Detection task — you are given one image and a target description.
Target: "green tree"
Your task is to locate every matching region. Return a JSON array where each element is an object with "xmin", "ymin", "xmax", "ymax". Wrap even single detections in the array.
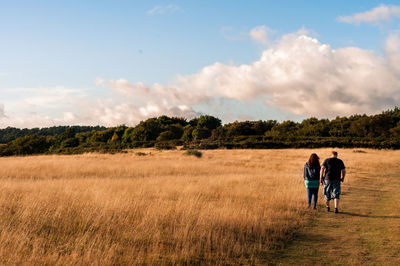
[
  {"xmin": 181, "ymin": 125, "xmax": 195, "ymax": 142},
  {"xmin": 197, "ymin": 115, "xmax": 221, "ymax": 130},
  {"xmin": 192, "ymin": 128, "xmax": 211, "ymax": 140}
]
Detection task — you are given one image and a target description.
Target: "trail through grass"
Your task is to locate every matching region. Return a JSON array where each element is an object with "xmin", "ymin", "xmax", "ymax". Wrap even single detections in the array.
[{"xmin": 272, "ymin": 151, "xmax": 400, "ymax": 265}]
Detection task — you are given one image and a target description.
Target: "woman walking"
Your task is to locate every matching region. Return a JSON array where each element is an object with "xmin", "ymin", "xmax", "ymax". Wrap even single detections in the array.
[{"xmin": 303, "ymin": 153, "xmax": 321, "ymax": 209}]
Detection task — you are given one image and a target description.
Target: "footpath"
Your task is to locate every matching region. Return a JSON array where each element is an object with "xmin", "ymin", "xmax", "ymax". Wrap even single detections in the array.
[{"xmin": 271, "ymin": 163, "xmax": 400, "ymax": 265}]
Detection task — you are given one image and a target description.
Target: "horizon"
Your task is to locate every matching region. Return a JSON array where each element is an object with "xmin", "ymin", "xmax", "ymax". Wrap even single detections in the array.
[
  {"xmin": 1, "ymin": 106, "xmax": 399, "ymax": 130},
  {"xmin": 2, "ymin": 1, "xmax": 400, "ymax": 128}
]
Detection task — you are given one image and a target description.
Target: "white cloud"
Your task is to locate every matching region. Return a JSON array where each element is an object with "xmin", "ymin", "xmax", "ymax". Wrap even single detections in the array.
[
  {"xmin": 385, "ymin": 33, "xmax": 400, "ymax": 73},
  {"xmin": 147, "ymin": 4, "xmax": 181, "ymax": 15},
  {"xmin": 249, "ymin": 25, "xmax": 275, "ymax": 45},
  {"xmin": 338, "ymin": 4, "xmax": 400, "ymax": 25},
  {"xmin": 0, "ymin": 81, "xmax": 199, "ymax": 128},
  {"xmin": 2, "ymin": 30, "xmax": 400, "ymax": 128},
  {"xmin": 0, "ymin": 87, "xmax": 91, "ymax": 128},
  {"xmin": 119, "ymin": 30, "xmax": 400, "ymax": 118},
  {"xmin": 0, "ymin": 103, "xmax": 6, "ymax": 118}
]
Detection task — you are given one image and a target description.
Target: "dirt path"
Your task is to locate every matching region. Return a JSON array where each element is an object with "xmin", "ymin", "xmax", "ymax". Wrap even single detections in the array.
[{"xmin": 270, "ymin": 159, "xmax": 400, "ymax": 265}]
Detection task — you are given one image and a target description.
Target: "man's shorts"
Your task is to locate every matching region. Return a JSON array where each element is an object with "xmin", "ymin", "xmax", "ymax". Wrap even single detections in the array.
[{"xmin": 323, "ymin": 180, "xmax": 341, "ymax": 201}]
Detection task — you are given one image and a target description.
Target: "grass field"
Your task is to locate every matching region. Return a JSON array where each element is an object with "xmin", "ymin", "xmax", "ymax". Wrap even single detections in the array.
[{"xmin": 0, "ymin": 148, "xmax": 399, "ymax": 264}]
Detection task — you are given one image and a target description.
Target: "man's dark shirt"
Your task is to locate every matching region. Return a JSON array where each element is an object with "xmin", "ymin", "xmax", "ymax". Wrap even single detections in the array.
[{"xmin": 322, "ymin": 157, "xmax": 345, "ymax": 181}]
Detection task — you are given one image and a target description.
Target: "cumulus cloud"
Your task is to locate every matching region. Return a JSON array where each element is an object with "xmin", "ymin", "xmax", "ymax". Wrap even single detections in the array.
[
  {"xmin": 385, "ymin": 34, "xmax": 400, "ymax": 72},
  {"xmin": 0, "ymin": 83, "xmax": 199, "ymax": 128},
  {"xmin": 0, "ymin": 103, "xmax": 6, "ymax": 118},
  {"xmin": 0, "ymin": 87, "xmax": 92, "ymax": 128},
  {"xmin": 147, "ymin": 4, "xmax": 181, "ymax": 15},
  {"xmin": 249, "ymin": 25, "xmax": 275, "ymax": 45},
  {"xmin": 106, "ymin": 30, "xmax": 400, "ymax": 118},
  {"xmin": 338, "ymin": 4, "xmax": 400, "ymax": 25},
  {"xmin": 3, "ymin": 29, "xmax": 400, "ymax": 128},
  {"xmin": 95, "ymin": 79, "xmax": 199, "ymax": 124}
]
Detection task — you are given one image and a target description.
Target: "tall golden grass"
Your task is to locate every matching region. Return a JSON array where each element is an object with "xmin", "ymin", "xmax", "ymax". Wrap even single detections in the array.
[{"xmin": 0, "ymin": 148, "xmax": 397, "ymax": 264}]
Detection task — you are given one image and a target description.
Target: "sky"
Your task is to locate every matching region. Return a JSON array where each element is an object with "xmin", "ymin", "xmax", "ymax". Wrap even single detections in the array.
[{"xmin": 1, "ymin": 0, "xmax": 400, "ymax": 128}]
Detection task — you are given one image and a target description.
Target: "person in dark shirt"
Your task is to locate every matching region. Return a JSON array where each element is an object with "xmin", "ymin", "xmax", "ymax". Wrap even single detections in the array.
[{"xmin": 320, "ymin": 151, "xmax": 346, "ymax": 213}]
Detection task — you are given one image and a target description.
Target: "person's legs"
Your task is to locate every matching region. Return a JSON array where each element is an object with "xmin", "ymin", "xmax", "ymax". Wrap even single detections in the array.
[
  {"xmin": 323, "ymin": 180, "xmax": 331, "ymax": 211},
  {"xmin": 308, "ymin": 188, "xmax": 318, "ymax": 208},
  {"xmin": 306, "ymin": 188, "xmax": 312, "ymax": 207},
  {"xmin": 325, "ymin": 200, "xmax": 330, "ymax": 211},
  {"xmin": 312, "ymin": 188, "xmax": 319, "ymax": 208},
  {"xmin": 332, "ymin": 181, "xmax": 341, "ymax": 213},
  {"xmin": 334, "ymin": 198, "xmax": 340, "ymax": 208}
]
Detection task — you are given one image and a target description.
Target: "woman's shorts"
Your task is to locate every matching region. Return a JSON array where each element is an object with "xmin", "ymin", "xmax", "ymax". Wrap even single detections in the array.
[{"xmin": 323, "ymin": 180, "xmax": 341, "ymax": 200}]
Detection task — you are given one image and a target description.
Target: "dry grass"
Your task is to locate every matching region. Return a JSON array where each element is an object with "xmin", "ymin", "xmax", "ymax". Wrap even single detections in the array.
[
  {"xmin": 0, "ymin": 148, "xmax": 398, "ymax": 264},
  {"xmin": 272, "ymin": 148, "xmax": 400, "ymax": 265}
]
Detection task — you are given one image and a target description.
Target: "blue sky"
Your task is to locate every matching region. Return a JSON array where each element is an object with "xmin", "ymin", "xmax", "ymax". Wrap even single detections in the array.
[{"xmin": 1, "ymin": 1, "xmax": 400, "ymax": 127}]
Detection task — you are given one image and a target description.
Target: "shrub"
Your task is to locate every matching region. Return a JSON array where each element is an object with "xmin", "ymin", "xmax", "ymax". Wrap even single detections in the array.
[
  {"xmin": 157, "ymin": 131, "xmax": 176, "ymax": 141},
  {"xmin": 184, "ymin": 149, "xmax": 202, "ymax": 158},
  {"xmin": 155, "ymin": 142, "xmax": 177, "ymax": 150},
  {"xmin": 353, "ymin": 149, "xmax": 367, "ymax": 153}
]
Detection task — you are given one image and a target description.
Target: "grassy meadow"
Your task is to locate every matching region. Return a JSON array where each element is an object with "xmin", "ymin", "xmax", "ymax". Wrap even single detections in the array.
[{"xmin": 0, "ymin": 148, "xmax": 399, "ymax": 264}]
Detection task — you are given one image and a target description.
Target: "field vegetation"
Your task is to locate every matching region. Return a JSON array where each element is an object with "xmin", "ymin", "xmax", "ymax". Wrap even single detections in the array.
[
  {"xmin": 0, "ymin": 148, "xmax": 399, "ymax": 264},
  {"xmin": 0, "ymin": 149, "xmax": 314, "ymax": 264}
]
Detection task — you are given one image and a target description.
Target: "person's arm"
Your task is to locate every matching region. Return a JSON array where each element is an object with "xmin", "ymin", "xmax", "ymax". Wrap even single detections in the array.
[
  {"xmin": 320, "ymin": 166, "xmax": 326, "ymax": 184},
  {"xmin": 341, "ymin": 168, "xmax": 346, "ymax": 182},
  {"xmin": 303, "ymin": 165, "xmax": 307, "ymax": 180}
]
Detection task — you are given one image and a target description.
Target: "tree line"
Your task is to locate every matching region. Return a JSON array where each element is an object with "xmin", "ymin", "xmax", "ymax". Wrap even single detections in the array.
[
  {"xmin": 0, "ymin": 126, "xmax": 106, "ymax": 144},
  {"xmin": 1, "ymin": 108, "xmax": 400, "ymax": 156}
]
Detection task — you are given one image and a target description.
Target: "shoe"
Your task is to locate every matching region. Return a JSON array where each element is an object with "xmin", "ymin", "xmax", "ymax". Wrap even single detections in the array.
[
  {"xmin": 335, "ymin": 208, "xmax": 339, "ymax": 213},
  {"xmin": 313, "ymin": 206, "xmax": 317, "ymax": 210},
  {"xmin": 326, "ymin": 206, "xmax": 330, "ymax": 212}
]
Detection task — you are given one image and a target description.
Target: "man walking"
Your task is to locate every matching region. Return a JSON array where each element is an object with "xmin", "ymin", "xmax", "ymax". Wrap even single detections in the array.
[{"xmin": 320, "ymin": 151, "xmax": 346, "ymax": 213}]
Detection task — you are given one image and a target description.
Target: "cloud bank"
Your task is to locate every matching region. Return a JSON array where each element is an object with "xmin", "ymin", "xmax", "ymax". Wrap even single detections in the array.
[
  {"xmin": 100, "ymin": 30, "xmax": 400, "ymax": 119},
  {"xmin": 2, "ymin": 30, "xmax": 400, "ymax": 128},
  {"xmin": 338, "ymin": 4, "xmax": 400, "ymax": 25}
]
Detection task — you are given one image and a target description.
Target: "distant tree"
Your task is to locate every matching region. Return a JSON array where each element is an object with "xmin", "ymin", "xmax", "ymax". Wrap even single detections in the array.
[
  {"xmin": 158, "ymin": 132, "xmax": 174, "ymax": 142},
  {"xmin": 252, "ymin": 120, "xmax": 276, "ymax": 135},
  {"xmin": 299, "ymin": 118, "xmax": 330, "ymax": 137},
  {"xmin": 157, "ymin": 116, "xmax": 187, "ymax": 127},
  {"xmin": 111, "ymin": 132, "xmax": 120, "ymax": 142},
  {"xmin": 181, "ymin": 125, "xmax": 195, "ymax": 142},
  {"xmin": 192, "ymin": 128, "xmax": 211, "ymax": 140},
  {"xmin": 389, "ymin": 121, "xmax": 400, "ymax": 137},
  {"xmin": 0, "ymin": 125, "xmax": 106, "ymax": 144},
  {"xmin": 197, "ymin": 115, "xmax": 221, "ymax": 130},
  {"xmin": 271, "ymin": 121, "xmax": 299, "ymax": 137},
  {"xmin": 61, "ymin": 137, "xmax": 79, "ymax": 148},
  {"xmin": 120, "ymin": 128, "xmax": 133, "ymax": 143},
  {"xmin": 131, "ymin": 118, "xmax": 162, "ymax": 141},
  {"xmin": 0, "ymin": 134, "xmax": 50, "ymax": 156},
  {"xmin": 210, "ymin": 126, "xmax": 225, "ymax": 141},
  {"xmin": 225, "ymin": 121, "xmax": 253, "ymax": 137},
  {"xmin": 329, "ymin": 116, "xmax": 350, "ymax": 137}
]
